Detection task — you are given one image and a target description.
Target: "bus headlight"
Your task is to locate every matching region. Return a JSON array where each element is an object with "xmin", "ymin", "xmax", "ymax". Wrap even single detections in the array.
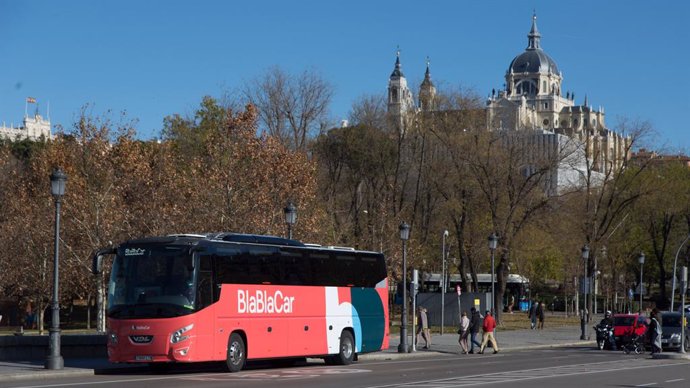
[
  {"xmin": 109, "ymin": 331, "xmax": 118, "ymax": 345},
  {"xmin": 170, "ymin": 324, "xmax": 193, "ymax": 344}
]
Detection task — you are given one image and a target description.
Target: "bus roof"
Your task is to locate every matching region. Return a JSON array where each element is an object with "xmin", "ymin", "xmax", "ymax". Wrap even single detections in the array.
[{"xmin": 119, "ymin": 233, "xmax": 382, "ymax": 255}]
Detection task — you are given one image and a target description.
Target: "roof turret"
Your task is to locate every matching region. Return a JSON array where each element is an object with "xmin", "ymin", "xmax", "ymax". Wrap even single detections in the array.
[
  {"xmin": 390, "ymin": 49, "xmax": 404, "ymax": 78},
  {"xmin": 507, "ymin": 13, "xmax": 559, "ymax": 75},
  {"xmin": 527, "ymin": 12, "xmax": 541, "ymax": 50},
  {"xmin": 420, "ymin": 57, "xmax": 434, "ymax": 88}
]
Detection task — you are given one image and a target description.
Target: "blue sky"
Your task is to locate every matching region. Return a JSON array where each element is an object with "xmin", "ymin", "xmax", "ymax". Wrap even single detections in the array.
[{"xmin": 1, "ymin": 1, "xmax": 688, "ymax": 151}]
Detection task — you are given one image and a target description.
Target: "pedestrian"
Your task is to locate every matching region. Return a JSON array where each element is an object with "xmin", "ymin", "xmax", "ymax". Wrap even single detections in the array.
[
  {"xmin": 649, "ymin": 308, "xmax": 662, "ymax": 354},
  {"xmin": 537, "ymin": 301, "xmax": 545, "ymax": 329},
  {"xmin": 479, "ymin": 310, "xmax": 499, "ymax": 354},
  {"xmin": 458, "ymin": 311, "xmax": 470, "ymax": 354},
  {"xmin": 468, "ymin": 307, "xmax": 482, "ymax": 353},
  {"xmin": 24, "ymin": 301, "xmax": 36, "ymax": 330},
  {"xmin": 529, "ymin": 300, "xmax": 538, "ymax": 329},
  {"xmin": 416, "ymin": 306, "xmax": 431, "ymax": 349}
]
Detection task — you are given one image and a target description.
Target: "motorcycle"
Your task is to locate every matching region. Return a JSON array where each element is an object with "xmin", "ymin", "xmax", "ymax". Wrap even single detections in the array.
[{"xmin": 594, "ymin": 323, "xmax": 614, "ymax": 350}]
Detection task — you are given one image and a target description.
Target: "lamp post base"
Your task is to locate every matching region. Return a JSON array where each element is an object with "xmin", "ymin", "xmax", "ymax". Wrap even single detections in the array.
[
  {"xmin": 398, "ymin": 326, "xmax": 409, "ymax": 353},
  {"xmin": 45, "ymin": 328, "xmax": 64, "ymax": 370},
  {"xmin": 45, "ymin": 355, "xmax": 64, "ymax": 370}
]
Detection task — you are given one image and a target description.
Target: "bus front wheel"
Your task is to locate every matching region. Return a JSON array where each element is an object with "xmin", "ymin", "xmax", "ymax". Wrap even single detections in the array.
[
  {"xmin": 225, "ymin": 333, "xmax": 246, "ymax": 373},
  {"xmin": 329, "ymin": 330, "xmax": 355, "ymax": 365}
]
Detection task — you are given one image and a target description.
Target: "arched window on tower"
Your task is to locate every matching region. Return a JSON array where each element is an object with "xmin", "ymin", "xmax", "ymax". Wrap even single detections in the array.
[
  {"xmin": 391, "ymin": 89, "xmax": 398, "ymax": 103},
  {"xmin": 515, "ymin": 80, "xmax": 537, "ymax": 96}
]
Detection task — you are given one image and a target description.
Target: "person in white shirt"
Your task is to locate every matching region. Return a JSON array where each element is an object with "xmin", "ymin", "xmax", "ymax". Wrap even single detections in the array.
[{"xmin": 458, "ymin": 311, "xmax": 470, "ymax": 354}]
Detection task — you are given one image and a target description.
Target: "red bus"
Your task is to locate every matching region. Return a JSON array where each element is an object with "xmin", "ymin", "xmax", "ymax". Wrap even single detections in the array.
[{"xmin": 92, "ymin": 233, "xmax": 389, "ymax": 372}]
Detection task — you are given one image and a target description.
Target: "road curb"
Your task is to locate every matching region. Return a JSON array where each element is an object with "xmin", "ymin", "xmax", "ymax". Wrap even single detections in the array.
[
  {"xmin": 1, "ymin": 364, "xmax": 149, "ymax": 382},
  {"xmin": 2, "ymin": 369, "xmax": 97, "ymax": 382}
]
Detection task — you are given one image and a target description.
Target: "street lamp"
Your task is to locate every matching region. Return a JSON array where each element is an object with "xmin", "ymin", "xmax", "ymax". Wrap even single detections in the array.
[
  {"xmin": 680, "ymin": 266, "xmax": 687, "ymax": 354},
  {"xmin": 671, "ymin": 235, "xmax": 690, "ymax": 311},
  {"xmin": 488, "ymin": 233, "xmax": 498, "ymax": 313},
  {"xmin": 398, "ymin": 221, "xmax": 410, "ymax": 353},
  {"xmin": 283, "ymin": 201, "xmax": 297, "ymax": 239},
  {"xmin": 581, "ymin": 245, "xmax": 590, "ymax": 340},
  {"xmin": 46, "ymin": 168, "xmax": 66, "ymax": 370},
  {"xmin": 638, "ymin": 252, "xmax": 645, "ymax": 314},
  {"xmin": 441, "ymin": 230, "xmax": 448, "ymax": 335},
  {"xmin": 592, "ymin": 247, "xmax": 602, "ymax": 315}
]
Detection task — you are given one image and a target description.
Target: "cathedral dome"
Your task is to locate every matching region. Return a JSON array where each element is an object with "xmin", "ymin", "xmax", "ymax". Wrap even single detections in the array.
[
  {"xmin": 507, "ymin": 13, "xmax": 559, "ymax": 75},
  {"xmin": 508, "ymin": 50, "xmax": 559, "ymax": 74}
]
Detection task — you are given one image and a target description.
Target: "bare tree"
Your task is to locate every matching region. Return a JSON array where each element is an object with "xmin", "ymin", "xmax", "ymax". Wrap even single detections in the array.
[
  {"xmin": 574, "ymin": 118, "xmax": 654, "ymax": 318},
  {"xmin": 244, "ymin": 66, "xmax": 334, "ymax": 151},
  {"xmin": 348, "ymin": 94, "xmax": 387, "ymax": 129}
]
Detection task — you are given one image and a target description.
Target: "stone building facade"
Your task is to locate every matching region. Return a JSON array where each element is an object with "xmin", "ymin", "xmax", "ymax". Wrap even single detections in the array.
[
  {"xmin": 386, "ymin": 13, "xmax": 629, "ymax": 193},
  {"xmin": 0, "ymin": 108, "xmax": 51, "ymax": 141}
]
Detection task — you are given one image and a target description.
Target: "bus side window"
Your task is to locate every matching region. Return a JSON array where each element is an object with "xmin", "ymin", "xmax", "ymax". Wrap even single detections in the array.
[
  {"xmin": 360, "ymin": 254, "xmax": 386, "ymax": 287},
  {"xmin": 311, "ymin": 253, "xmax": 334, "ymax": 286},
  {"xmin": 197, "ymin": 255, "xmax": 215, "ymax": 308},
  {"xmin": 281, "ymin": 250, "xmax": 311, "ymax": 285},
  {"xmin": 335, "ymin": 254, "xmax": 356, "ymax": 286}
]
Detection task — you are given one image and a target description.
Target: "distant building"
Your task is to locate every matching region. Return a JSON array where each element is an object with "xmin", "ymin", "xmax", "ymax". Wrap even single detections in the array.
[
  {"xmin": 630, "ymin": 148, "xmax": 690, "ymax": 169},
  {"xmin": 0, "ymin": 100, "xmax": 51, "ymax": 141},
  {"xmin": 386, "ymin": 13, "xmax": 629, "ymax": 194}
]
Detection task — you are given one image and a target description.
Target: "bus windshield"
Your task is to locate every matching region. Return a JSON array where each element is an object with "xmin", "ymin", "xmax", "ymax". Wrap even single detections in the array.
[{"xmin": 108, "ymin": 244, "xmax": 196, "ymax": 319}]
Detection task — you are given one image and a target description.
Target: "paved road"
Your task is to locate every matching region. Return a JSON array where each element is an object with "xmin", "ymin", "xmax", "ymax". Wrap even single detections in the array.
[
  {"xmin": 2, "ymin": 347, "xmax": 689, "ymax": 388},
  {"xmin": 4, "ymin": 323, "xmax": 690, "ymax": 387}
]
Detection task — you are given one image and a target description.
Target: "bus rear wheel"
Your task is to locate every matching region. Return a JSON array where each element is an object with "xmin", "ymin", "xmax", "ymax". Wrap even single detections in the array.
[
  {"xmin": 328, "ymin": 330, "xmax": 355, "ymax": 365},
  {"xmin": 225, "ymin": 333, "xmax": 246, "ymax": 373}
]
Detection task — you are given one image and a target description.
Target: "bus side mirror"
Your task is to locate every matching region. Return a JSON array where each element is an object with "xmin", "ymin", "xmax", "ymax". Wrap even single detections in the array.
[{"xmin": 92, "ymin": 247, "xmax": 116, "ymax": 275}]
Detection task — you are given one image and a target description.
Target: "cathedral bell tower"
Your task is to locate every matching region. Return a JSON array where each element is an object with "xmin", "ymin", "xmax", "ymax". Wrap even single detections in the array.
[
  {"xmin": 419, "ymin": 57, "xmax": 436, "ymax": 111},
  {"xmin": 387, "ymin": 49, "xmax": 414, "ymax": 129}
]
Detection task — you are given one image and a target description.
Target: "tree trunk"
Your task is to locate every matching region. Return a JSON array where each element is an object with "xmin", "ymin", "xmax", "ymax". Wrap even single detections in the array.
[{"xmin": 97, "ymin": 272, "xmax": 105, "ymax": 333}]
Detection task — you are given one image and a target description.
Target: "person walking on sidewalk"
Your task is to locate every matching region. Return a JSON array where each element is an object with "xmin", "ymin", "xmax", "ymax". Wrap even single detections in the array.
[
  {"xmin": 529, "ymin": 300, "xmax": 538, "ymax": 329},
  {"xmin": 416, "ymin": 306, "xmax": 431, "ymax": 349},
  {"xmin": 649, "ymin": 308, "xmax": 662, "ymax": 354},
  {"xmin": 468, "ymin": 307, "xmax": 482, "ymax": 353},
  {"xmin": 536, "ymin": 302, "xmax": 545, "ymax": 329},
  {"xmin": 458, "ymin": 311, "xmax": 470, "ymax": 354},
  {"xmin": 479, "ymin": 310, "xmax": 499, "ymax": 354}
]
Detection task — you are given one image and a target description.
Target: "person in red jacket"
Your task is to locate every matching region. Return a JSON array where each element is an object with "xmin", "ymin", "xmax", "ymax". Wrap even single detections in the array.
[{"xmin": 479, "ymin": 310, "xmax": 499, "ymax": 354}]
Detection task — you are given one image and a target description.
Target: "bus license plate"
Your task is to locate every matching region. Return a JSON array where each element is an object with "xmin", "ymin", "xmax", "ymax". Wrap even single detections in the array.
[{"xmin": 135, "ymin": 355, "xmax": 153, "ymax": 361}]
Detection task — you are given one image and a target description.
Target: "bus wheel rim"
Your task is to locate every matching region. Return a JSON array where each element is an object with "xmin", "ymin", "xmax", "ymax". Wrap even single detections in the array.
[
  {"xmin": 342, "ymin": 338, "xmax": 353, "ymax": 358},
  {"xmin": 230, "ymin": 342, "xmax": 243, "ymax": 364}
]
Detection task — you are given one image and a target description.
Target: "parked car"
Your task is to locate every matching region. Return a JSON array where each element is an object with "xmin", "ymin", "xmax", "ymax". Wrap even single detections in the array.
[
  {"xmin": 677, "ymin": 304, "xmax": 690, "ymax": 314},
  {"xmin": 613, "ymin": 313, "xmax": 648, "ymax": 347},
  {"xmin": 660, "ymin": 311, "xmax": 690, "ymax": 351}
]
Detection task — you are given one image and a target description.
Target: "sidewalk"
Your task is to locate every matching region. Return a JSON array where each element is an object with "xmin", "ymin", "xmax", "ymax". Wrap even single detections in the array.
[{"xmin": 361, "ymin": 323, "xmax": 594, "ymax": 360}]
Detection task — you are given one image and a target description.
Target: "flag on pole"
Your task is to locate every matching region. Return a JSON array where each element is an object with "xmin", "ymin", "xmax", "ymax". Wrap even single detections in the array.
[{"xmin": 26, "ymin": 97, "xmax": 36, "ymax": 103}]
